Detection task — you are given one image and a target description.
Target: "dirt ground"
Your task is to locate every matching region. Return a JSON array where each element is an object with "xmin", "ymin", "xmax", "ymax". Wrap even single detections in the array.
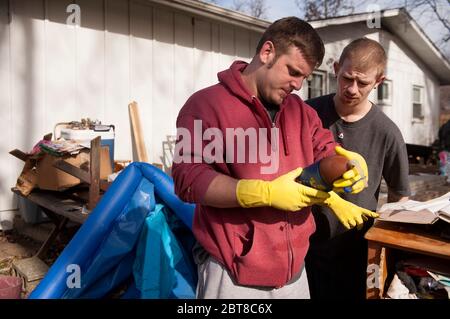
[
  {"xmin": 0, "ymin": 228, "xmax": 40, "ymax": 298},
  {"xmin": 0, "ymin": 217, "xmax": 79, "ymax": 298}
]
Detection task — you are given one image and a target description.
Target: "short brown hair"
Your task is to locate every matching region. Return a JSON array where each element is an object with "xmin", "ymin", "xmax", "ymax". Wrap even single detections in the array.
[
  {"xmin": 256, "ymin": 17, "xmax": 325, "ymax": 68},
  {"xmin": 339, "ymin": 38, "xmax": 387, "ymax": 77}
]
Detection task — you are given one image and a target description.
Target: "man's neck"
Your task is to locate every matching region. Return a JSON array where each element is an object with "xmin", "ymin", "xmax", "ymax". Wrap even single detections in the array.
[
  {"xmin": 241, "ymin": 61, "xmax": 258, "ymax": 97},
  {"xmin": 333, "ymin": 95, "xmax": 372, "ymax": 122}
]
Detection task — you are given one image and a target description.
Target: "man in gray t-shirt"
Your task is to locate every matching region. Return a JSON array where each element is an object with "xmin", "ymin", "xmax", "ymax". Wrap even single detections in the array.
[{"xmin": 305, "ymin": 38, "xmax": 411, "ymax": 299}]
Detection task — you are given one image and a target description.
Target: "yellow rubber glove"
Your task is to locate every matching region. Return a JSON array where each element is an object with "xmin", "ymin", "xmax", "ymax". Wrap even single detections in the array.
[
  {"xmin": 333, "ymin": 146, "xmax": 369, "ymax": 194},
  {"xmin": 236, "ymin": 167, "xmax": 329, "ymax": 211},
  {"xmin": 321, "ymin": 191, "xmax": 379, "ymax": 229}
]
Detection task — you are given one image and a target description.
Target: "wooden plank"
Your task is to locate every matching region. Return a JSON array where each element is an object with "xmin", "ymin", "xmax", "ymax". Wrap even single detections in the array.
[
  {"xmin": 365, "ymin": 221, "xmax": 450, "ymax": 259},
  {"xmin": 12, "ymin": 188, "xmax": 87, "ymax": 224},
  {"xmin": 53, "ymin": 158, "xmax": 110, "ymax": 191},
  {"xmin": 129, "ymin": 101, "xmax": 149, "ymax": 162},
  {"xmin": 88, "ymin": 137, "xmax": 100, "ymax": 210},
  {"xmin": 379, "ymin": 247, "xmax": 389, "ymax": 298},
  {"xmin": 36, "ymin": 211, "xmax": 68, "ymax": 260},
  {"xmin": 9, "ymin": 149, "xmax": 28, "ymax": 162},
  {"xmin": 53, "ymin": 159, "xmax": 90, "ymax": 182}
]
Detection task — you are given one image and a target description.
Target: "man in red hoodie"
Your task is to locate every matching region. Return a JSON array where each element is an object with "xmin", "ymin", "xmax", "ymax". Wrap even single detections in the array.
[{"xmin": 172, "ymin": 17, "xmax": 378, "ymax": 299}]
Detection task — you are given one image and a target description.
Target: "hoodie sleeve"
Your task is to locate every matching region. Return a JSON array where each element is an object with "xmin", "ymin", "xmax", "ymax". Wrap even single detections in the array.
[{"xmin": 171, "ymin": 113, "xmax": 220, "ymax": 204}]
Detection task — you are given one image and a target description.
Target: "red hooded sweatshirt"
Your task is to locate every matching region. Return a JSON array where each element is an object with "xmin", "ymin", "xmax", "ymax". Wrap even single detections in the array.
[{"xmin": 172, "ymin": 61, "xmax": 337, "ymax": 287}]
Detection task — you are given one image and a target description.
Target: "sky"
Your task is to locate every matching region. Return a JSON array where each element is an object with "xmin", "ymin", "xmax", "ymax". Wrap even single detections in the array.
[{"xmin": 210, "ymin": 0, "xmax": 450, "ymax": 58}]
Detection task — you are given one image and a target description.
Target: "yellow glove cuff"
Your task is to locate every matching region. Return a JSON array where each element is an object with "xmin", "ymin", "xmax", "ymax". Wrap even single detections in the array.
[{"xmin": 236, "ymin": 179, "xmax": 271, "ymax": 208}]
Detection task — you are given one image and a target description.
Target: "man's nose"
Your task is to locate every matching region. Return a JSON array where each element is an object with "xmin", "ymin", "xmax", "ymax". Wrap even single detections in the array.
[
  {"xmin": 346, "ymin": 81, "xmax": 358, "ymax": 94},
  {"xmin": 290, "ymin": 78, "xmax": 302, "ymax": 91}
]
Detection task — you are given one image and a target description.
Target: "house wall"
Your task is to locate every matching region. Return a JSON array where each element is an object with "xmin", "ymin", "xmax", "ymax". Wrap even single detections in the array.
[
  {"xmin": 379, "ymin": 30, "xmax": 440, "ymax": 145},
  {"xmin": 313, "ymin": 23, "xmax": 441, "ymax": 146},
  {"xmin": 0, "ymin": 0, "xmax": 259, "ymax": 211}
]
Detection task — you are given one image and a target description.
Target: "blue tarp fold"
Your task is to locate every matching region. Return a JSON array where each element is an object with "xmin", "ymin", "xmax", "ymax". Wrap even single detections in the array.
[{"xmin": 29, "ymin": 162, "xmax": 196, "ymax": 299}]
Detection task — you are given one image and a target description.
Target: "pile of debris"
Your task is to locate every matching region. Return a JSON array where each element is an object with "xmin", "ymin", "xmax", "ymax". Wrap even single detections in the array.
[{"xmin": 0, "ymin": 216, "xmax": 80, "ymax": 298}]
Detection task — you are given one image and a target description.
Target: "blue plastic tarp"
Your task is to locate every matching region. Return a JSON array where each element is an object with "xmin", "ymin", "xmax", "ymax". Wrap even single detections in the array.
[
  {"xmin": 133, "ymin": 203, "xmax": 197, "ymax": 299},
  {"xmin": 29, "ymin": 162, "xmax": 196, "ymax": 299}
]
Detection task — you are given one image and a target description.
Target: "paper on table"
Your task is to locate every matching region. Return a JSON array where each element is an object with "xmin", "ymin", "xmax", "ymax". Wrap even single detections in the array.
[
  {"xmin": 378, "ymin": 192, "xmax": 450, "ymax": 224},
  {"xmin": 437, "ymin": 205, "xmax": 450, "ymax": 223}
]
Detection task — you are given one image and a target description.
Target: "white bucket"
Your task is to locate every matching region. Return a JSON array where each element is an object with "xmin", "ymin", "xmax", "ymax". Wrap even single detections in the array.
[
  {"xmin": 60, "ymin": 127, "xmax": 115, "ymax": 168},
  {"xmin": 0, "ymin": 211, "xmax": 16, "ymax": 231}
]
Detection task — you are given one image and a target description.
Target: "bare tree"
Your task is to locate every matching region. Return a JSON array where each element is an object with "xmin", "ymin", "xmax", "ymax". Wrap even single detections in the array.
[
  {"xmin": 402, "ymin": 0, "xmax": 450, "ymax": 60},
  {"xmin": 231, "ymin": 0, "xmax": 269, "ymax": 19},
  {"xmin": 232, "ymin": 0, "xmax": 247, "ymax": 12},
  {"xmin": 201, "ymin": 0, "xmax": 268, "ymax": 18},
  {"xmin": 295, "ymin": 0, "xmax": 355, "ymax": 20},
  {"xmin": 247, "ymin": 0, "xmax": 268, "ymax": 19},
  {"xmin": 407, "ymin": 0, "xmax": 450, "ymax": 44}
]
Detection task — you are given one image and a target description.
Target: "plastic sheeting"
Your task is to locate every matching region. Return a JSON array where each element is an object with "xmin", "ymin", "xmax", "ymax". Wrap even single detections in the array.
[
  {"xmin": 29, "ymin": 162, "xmax": 196, "ymax": 299},
  {"xmin": 62, "ymin": 178, "xmax": 153, "ymax": 298},
  {"xmin": 133, "ymin": 204, "xmax": 197, "ymax": 298}
]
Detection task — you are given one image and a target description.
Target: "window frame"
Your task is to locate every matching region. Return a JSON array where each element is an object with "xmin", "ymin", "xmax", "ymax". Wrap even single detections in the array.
[
  {"xmin": 306, "ymin": 70, "xmax": 327, "ymax": 99},
  {"xmin": 328, "ymin": 71, "xmax": 337, "ymax": 94},
  {"xmin": 377, "ymin": 79, "xmax": 392, "ymax": 106},
  {"xmin": 412, "ymin": 85, "xmax": 424, "ymax": 122}
]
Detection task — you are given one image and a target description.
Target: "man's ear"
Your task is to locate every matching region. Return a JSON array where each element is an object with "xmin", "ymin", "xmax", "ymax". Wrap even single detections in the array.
[
  {"xmin": 259, "ymin": 41, "xmax": 276, "ymax": 65},
  {"xmin": 375, "ymin": 75, "xmax": 386, "ymax": 89},
  {"xmin": 333, "ymin": 61, "xmax": 340, "ymax": 77}
]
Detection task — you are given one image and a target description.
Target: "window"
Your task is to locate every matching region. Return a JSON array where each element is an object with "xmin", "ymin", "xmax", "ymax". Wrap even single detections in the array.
[
  {"xmin": 377, "ymin": 80, "xmax": 392, "ymax": 105},
  {"xmin": 412, "ymin": 85, "xmax": 423, "ymax": 120},
  {"xmin": 328, "ymin": 72, "xmax": 337, "ymax": 94},
  {"xmin": 307, "ymin": 71, "xmax": 326, "ymax": 99}
]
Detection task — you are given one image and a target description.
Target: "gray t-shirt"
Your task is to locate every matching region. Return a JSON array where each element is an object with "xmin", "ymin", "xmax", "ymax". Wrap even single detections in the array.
[{"xmin": 307, "ymin": 94, "xmax": 411, "ymax": 239}]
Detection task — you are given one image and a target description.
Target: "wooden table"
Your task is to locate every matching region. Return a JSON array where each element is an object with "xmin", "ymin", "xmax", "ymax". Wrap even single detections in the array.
[
  {"xmin": 365, "ymin": 220, "xmax": 450, "ymax": 299},
  {"xmin": 12, "ymin": 187, "xmax": 88, "ymax": 260}
]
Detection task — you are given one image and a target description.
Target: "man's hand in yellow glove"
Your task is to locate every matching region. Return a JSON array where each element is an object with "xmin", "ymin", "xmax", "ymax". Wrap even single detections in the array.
[
  {"xmin": 321, "ymin": 191, "xmax": 378, "ymax": 229},
  {"xmin": 333, "ymin": 146, "xmax": 368, "ymax": 194},
  {"xmin": 236, "ymin": 167, "xmax": 329, "ymax": 212}
]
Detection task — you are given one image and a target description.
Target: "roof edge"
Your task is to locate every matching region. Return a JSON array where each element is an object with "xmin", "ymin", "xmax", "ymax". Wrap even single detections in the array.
[{"xmin": 147, "ymin": 0, "xmax": 270, "ymax": 32}]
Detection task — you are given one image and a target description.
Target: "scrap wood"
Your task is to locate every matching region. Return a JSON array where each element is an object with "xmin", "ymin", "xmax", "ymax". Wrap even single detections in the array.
[{"xmin": 128, "ymin": 101, "xmax": 149, "ymax": 163}]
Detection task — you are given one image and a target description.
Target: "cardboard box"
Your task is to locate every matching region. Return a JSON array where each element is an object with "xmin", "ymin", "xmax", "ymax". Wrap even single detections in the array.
[
  {"xmin": 36, "ymin": 147, "xmax": 112, "ymax": 191},
  {"xmin": 15, "ymin": 160, "xmax": 38, "ymax": 196}
]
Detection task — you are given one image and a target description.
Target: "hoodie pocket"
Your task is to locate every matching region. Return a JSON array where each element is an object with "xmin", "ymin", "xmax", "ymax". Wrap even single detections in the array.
[{"xmin": 233, "ymin": 226, "xmax": 254, "ymax": 257}]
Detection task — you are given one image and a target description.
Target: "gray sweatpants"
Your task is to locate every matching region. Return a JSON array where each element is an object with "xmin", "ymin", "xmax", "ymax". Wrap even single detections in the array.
[{"xmin": 196, "ymin": 256, "xmax": 310, "ymax": 299}]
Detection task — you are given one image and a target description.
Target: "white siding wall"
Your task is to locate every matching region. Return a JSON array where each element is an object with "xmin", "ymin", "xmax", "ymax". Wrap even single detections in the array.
[
  {"xmin": 0, "ymin": 0, "xmax": 258, "ymax": 211},
  {"xmin": 0, "ymin": 0, "xmax": 14, "ymax": 213},
  {"xmin": 379, "ymin": 30, "xmax": 440, "ymax": 145}
]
